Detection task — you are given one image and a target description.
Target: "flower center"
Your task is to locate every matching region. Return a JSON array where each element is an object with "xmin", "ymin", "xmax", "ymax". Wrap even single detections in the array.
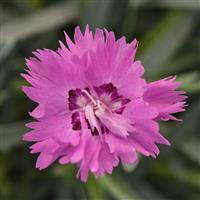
[{"xmin": 68, "ymin": 83, "xmax": 130, "ymax": 136}]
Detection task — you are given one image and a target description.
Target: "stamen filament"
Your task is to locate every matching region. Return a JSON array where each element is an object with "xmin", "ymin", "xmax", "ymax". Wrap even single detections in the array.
[
  {"xmin": 82, "ymin": 89, "xmax": 97, "ymax": 106},
  {"xmin": 97, "ymin": 100, "xmax": 104, "ymax": 111}
]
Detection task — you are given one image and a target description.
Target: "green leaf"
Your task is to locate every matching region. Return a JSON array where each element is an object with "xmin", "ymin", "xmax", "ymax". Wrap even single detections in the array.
[
  {"xmin": 153, "ymin": 1, "xmax": 200, "ymax": 10},
  {"xmin": 0, "ymin": 1, "xmax": 78, "ymax": 60},
  {"xmin": 179, "ymin": 139, "xmax": 200, "ymax": 165},
  {"xmin": 159, "ymin": 53, "xmax": 200, "ymax": 75},
  {"xmin": 134, "ymin": 181, "xmax": 169, "ymax": 200},
  {"xmin": 184, "ymin": 171, "xmax": 200, "ymax": 189},
  {"xmin": 80, "ymin": 0, "xmax": 127, "ymax": 31},
  {"xmin": 177, "ymin": 71, "xmax": 200, "ymax": 93},
  {"xmin": 138, "ymin": 10, "xmax": 197, "ymax": 80},
  {"xmin": 0, "ymin": 89, "xmax": 9, "ymax": 105},
  {"xmin": 120, "ymin": 1, "xmax": 138, "ymax": 41},
  {"xmin": 130, "ymin": 0, "xmax": 200, "ymax": 10},
  {"xmin": 173, "ymin": 100, "xmax": 200, "ymax": 164},
  {"xmin": 99, "ymin": 175, "xmax": 142, "ymax": 200},
  {"xmin": 86, "ymin": 176, "xmax": 106, "ymax": 200},
  {"xmin": 0, "ymin": 120, "xmax": 29, "ymax": 152}
]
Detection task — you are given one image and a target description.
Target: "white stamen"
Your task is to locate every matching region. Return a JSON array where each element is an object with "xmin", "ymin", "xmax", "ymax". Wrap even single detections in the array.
[
  {"xmin": 82, "ymin": 89, "xmax": 97, "ymax": 106},
  {"xmin": 59, "ymin": 108, "xmax": 83, "ymax": 115},
  {"xmin": 71, "ymin": 108, "xmax": 83, "ymax": 114},
  {"xmin": 97, "ymin": 100, "xmax": 103, "ymax": 111},
  {"xmin": 84, "ymin": 104, "xmax": 103, "ymax": 140}
]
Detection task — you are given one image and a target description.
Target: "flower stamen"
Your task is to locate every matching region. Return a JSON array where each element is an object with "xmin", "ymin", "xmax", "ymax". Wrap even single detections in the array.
[{"xmin": 82, "ymin": 89, "xmax": 97, "ymax": 106}]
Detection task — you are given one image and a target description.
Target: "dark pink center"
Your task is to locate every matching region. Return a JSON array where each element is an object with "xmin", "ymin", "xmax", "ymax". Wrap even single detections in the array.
[{"xmin": 68, "ymin": 83, "xmax": 130, "ymax": 135}]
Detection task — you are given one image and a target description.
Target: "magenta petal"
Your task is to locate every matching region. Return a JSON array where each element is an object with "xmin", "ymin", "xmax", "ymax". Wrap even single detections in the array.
[
  {"xmin": 105, "ymin": 133, "xmax": 134, "ymax": 153},
  {"xmin": 29, "ymin": 104, "xmax": 45, "ymax": 118},
  {"xmin": 96, "ymin": 110, "xmax": 134, "ymax": 138},
  {"xmin": 124, "ymin": 99, "xmax": 158, "ymax": 120},
  {"xmin": 36, "ymin": 153, "xmax": 57, "ymax": 170},
  {"xmin": 144, "ymin": 76, "xmax": 187, "ymax": 121},
  {"xmin": 30, "ymin": 138, "xmax": 59, "ymax": 154},
  {"xmin": 129, "ymin": 119, "xmax": 170, "ymax": 157},
  {"xmin": 95, "ymin": 142, "xmax": 119, "ymax": 176}
]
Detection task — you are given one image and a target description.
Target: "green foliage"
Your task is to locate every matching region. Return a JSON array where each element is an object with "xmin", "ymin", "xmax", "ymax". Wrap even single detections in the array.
[{"xmin": 0, "ymin": 1, "xmax": 199, "ymax": 200}]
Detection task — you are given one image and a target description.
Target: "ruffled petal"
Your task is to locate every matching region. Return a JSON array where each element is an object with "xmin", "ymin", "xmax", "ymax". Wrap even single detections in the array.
[
  {"xmin": 22, "ymin": 49, "xmax": 87, "ymax": 117},
  {"xmin": 123, "ymin": 98, "xmax": 158, "ymax": 120},
  {"xmin": 36, "ymin": 153, "xmax": 57, "ymax": 170},
  {"xmin": 94, "ymin": 142, "xmax": 119, "ymax": 176},
  {"xmin": 105, "ymin": 134, "xmax": 137, "ymax": 164},
  {"xmin": 143, "ymin": 76, "xmax": 187, "ymax": 121},
  {"xmin": 95, "ymin": 110, "xmax": 134, "ymax": 138},
  {"xmin": 23, "ymin": 115, "xmax": 80, "ymax": 146},
  {"xmin": 129, "ymin": 119, "xmax": 170, "ymax": 158}
]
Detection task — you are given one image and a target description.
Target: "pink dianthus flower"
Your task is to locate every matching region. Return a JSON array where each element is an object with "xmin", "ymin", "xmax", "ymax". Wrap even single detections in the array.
[{"xmin": 22, "ymin": 25, "xmax": 187, "ymax": 182}]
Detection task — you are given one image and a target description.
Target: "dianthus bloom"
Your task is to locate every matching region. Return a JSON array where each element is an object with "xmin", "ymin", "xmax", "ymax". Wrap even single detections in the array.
[{"xmin": 22, "ymin": 25, "xmax": 187, "ymax": 182}]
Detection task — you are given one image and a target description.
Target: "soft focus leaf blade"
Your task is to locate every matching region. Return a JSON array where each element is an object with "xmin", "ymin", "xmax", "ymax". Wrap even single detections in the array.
[
  {"xmin": 80, "ymin": 0, "xmax": 127, "ymax": 31},
  {"xmin": 177, "ymin": 71, "xmax": 200, "ymax": 93},
  {"xmin": 179, "ymin": 139, "xmax": 200, "ymax": 165},
  {"xmin": 138, "ymin": 11, "xmax": 197, "ymax": 80},
  {"xmin": 86, "ymin": 176, "xmax": 106, "ymax": 200},
  {"xmin": 172, "ymin": 100, "xmax": 200, "ymax": 164},
  {"xmin": 160, "ymin": 53, "xmax": 200, "ymax": 75},
  {"xmin": 0, "ymin": 1, "xmax": 78, "ymax": 61},
  {"xmin": 0, "ymin": 120, "xmax": 29, "ymax": 152},
  {"xmin": 99, "ymin": 175, "xmax": 142, "ymax": 200}
]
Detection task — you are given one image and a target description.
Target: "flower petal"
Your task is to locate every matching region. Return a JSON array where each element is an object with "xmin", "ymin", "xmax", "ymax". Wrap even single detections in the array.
[
  {"xmin": 95, "ymin": 110, "xmax": 134, "ymax": 138},
  {"xmin": 143, "ymin": 76, "xmax": 187, "ymax": 121}
]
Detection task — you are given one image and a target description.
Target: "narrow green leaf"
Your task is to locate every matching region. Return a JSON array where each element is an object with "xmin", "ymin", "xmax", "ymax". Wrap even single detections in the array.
[
  {"xmin": 130, "ymin": 0, "xmax": 200, "ymax": 10},
  {"xmin": 134, "ymin": 181, "xmax": 169, "ymax": 200},
  {"xmin": 0, "ymin": 89, "xmax": 9, "ymax": 105},
  {"xmin": 172, "ymin": 100, "xmax": 200, "ymax": 164},
  {"xmin": 0, "ymin": 120, "xmax": 29, "ymax": 152},
  {"xmin": 179, "ymin": 139, "xmax": 200, "ymax": 165},
  {"xmin": 80, "ymin": 0, "xmax": 127, "ymax": 31},
  {"xmin": 99, "ymin": 175, "xmax": 142, "ymax": 200},
  {"xmin": 160, "ymin": 53, "xmax": 200, "ymax": 75},
  {"xmin": 0, "ymin": 1, "xmax": 78, "ymax": 60},
  {"xmin": 86, "ymin": 176, "xmax": 106, "ymax": 200},
  {"xmin": 153, "ymin": 1, "xmax": 200, "ymax": 10},
  {"xmin": 120, "ymin": 1, "xmax": 138, "ymax": 41},
  {"xmin": 177, "ymin": 71, "xmax": 200, "ymax": 93},
  {"xmin": 184, "ymin": 171, "xmax": 200, "ymax": 189},
  {"xmin": 138, "ymin": 11, "xmax": 197, "ymax": 80}
]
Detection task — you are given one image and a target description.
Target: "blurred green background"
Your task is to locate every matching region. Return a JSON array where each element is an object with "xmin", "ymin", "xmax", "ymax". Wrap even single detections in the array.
[{"xmin": 0, "ymin": 0, "xmax": 200, "ymax": 200}]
